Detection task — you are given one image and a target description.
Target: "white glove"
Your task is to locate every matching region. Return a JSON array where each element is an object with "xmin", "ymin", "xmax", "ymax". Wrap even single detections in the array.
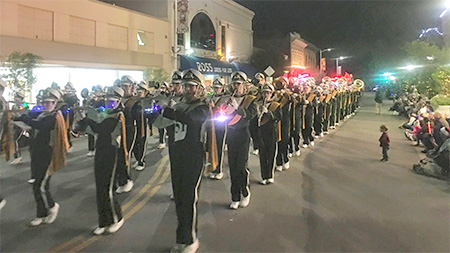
[
  {"xmin": 224, "ymin": 104, "xmax": 236, "ymax": 115},
  {"xmin": 168, "ymin": 99, "xmax": 177, "ymax": 108},
  {"xmin": 305, "ymin": 100, "xmax": 310, "ymax": 105},
  {"xmin": 261, "ymin": 106, "xmax": 268, "ymax": 114},
  {"xmin": 229, "ymin": 98, "xmax": 239, "ymax": 110}
]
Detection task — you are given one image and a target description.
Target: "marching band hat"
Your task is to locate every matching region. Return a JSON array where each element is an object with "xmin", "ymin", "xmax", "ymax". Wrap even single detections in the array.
[
  {"xmin": 41, "ymin": 88, "xmax": 61, "ymax": 102},
  {"xmin": 137, "ymin": 80, "xmax": 150, "ymax": 91},
  {"xmin": 255, "ymin": 72, "xmax": 265, "ymax": 80},
  {"xmin": 231, "ymin": 71, "xmax": 248, "ymax": 84},
  {"xmin": 15, "ymin": 91, "xmax": 25, "ymax": 99},
  {"xmin": 212, "ymin": 77, "xmax": 225, "ymax": 88},
  {"xmin": 261, "ymin": 83, "xmax": 275, "ymax": 92},
  {"xmin": 182, "ymin": 69, "xmax": 204, "ymax": 86},
  {"xmin": 172, "ymin": 71, "xmax": 183, "ymax": 84},
  {"xmin": 105, "ymin": 86, "xmax": 124, "ymax": 99},
  {"xmin": 120, "ymin": 75, "xmax": 135, "ymax": 86}
]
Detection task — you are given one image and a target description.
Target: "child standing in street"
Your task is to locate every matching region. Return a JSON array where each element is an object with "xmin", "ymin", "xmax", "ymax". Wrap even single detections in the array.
[{"xmin": 379, "ymin": 125, "xmax": 390, "ymax": 162}]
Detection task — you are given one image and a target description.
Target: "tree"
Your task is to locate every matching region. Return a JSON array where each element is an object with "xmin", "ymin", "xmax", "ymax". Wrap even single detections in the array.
[
  {"xmin": 1, "ymin": 51, "xmax": 43, "ymax": 93},
  {"xmin": 432, "ymin": 66, "xmax": 450, "ymax": 96},
  {"xmin": 143, "ymin": 67, "xmax": 170, "ymax": 84},
  {"xmin": 404, "ymin": 41, "xmax": 450, "ymax": 65}
]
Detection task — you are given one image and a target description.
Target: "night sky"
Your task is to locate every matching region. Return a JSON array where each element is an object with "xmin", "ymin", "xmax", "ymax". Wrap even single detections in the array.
[{"xmin": 236, "ymin": 0, "xmax": 446, "ymax": 77}]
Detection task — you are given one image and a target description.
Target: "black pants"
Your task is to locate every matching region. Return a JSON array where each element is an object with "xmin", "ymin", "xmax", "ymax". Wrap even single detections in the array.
[
  {"xmin": 31, "ymin": 147, "xmax": 55, "ymax": 218},
  {"xmin": 158, "ymin": 128, "xmax": 165, "ymax": 144},
  {"xmin": 169, "ymin": 143, "xmax": 203, "ymax": 245},
  {"xmin": 95, "ymin": 145, "xmax": 122, "ymax": 227},
  {"xmin": 259, "ymin": 125, "xmax": 277, "ymax": 180},
  {"xmin": 88, "ymin": 134, "xmax": 95, "ymax": 151},
  {"xmin": 382, "ymin": 146, "xmax": 389, "ymax": 161},
  {"xmin": 227, "ymin": 129, "xmax": 250, "ymax": 202},
  {"xmin": 314, "ymin": 107, "xmax": 323, "ymax": 136},
  {"xmin": 323, "ymin": 104, "xmax": 331, "ymax": 132},
  {"xmin": 212, "ymin": 127, "xmax": 226, "ymax": 174},
  {"xmin": 276, "ymin": 137, "xmax": 289, "ymax": 166},
  {"xmin": 330, "ymin": 106, "xmax": 336, "ymax": 127},
  {"xmin": 116, "ymin": 126, "xmax": 136, "ymax": 186},
  {"xmin": 288, "ymin": 130, "xmax": 301, "ymax": 154},
  {"xmin": 13, "ymin": 127, "xmax": 23, "ymax": 159},
  {"xmin": 133, "ymin": 134, "xmax": 147, "ymax": 165},
  {"xmin": 302, "ymin": 117, "xmax": 314, "ymax": 145}
]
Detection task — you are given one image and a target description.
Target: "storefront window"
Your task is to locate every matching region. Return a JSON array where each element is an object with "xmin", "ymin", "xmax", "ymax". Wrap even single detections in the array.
[{"xmin": 190, "ymin": 12, "xmax": 216, "ymax": 51}]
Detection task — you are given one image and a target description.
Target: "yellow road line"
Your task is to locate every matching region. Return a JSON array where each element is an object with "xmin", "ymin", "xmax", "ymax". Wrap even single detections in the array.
[
  {"xmin": 71, "ymin": 164, "xmax": 172, "ymax": 252},
  {"xmin": 124, "ymin": 167, "xmax": 171, "ymax": 219},
  {"xmin": 48, "ymin": 155, "xmax": 169, "ymax": 252},
  {"xmin": 122, "ymin": 155, "xmax": 169, "ymax": 212}
]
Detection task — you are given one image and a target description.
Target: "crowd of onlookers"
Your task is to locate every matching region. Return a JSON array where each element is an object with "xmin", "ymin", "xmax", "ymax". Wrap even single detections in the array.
[{"xmin": 388, "ymin": 88, "xmax": 450, "ymax": 179}]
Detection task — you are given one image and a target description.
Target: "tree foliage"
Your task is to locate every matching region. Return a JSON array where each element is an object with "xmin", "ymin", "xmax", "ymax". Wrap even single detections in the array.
[
  {"xmin": 1, "ymin": 51, "xmax": 42, "ymax": 92},
  {"xmin": 144, "ymin": 67, "xmax": 170, "ymax": 84}
]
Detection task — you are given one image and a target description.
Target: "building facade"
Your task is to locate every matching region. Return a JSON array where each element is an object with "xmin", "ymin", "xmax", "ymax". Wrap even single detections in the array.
[
  {"xmin": 0, "ymin": 0, "xmax": 171, "ymax": 100},
  {"xmin": 288, "ymin": 32, "xmax": 319, "ymax": 78},
  {"xmin": 101, "ymin": 0, "xmax": 255, "ymax": 82}
]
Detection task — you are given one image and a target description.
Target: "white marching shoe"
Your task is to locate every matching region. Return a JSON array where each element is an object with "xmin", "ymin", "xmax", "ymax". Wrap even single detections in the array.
[
  {"xmin": 214, "ymin": 172, "xmax": 223, "ymax": 180},
  {"xmin": 30, "ymin": 217, "xmax": 45, "ymax": 227},
  {"xmin": 295, "ymin": 150, "xmax": 301, "ymax": 156},
  {"xmin": 87, "ymin": 151, "xmax": 95, "ymax": 157},
  {"xmin": 260, "ymin": 179, "xmax": 268, "ymax": 185},
  {"xmin": 10, "ymin": 157, "xmax": 22, "ymax": 165},
  {"xmin": 283, "ymin": 162, "xmax": 290, "ymax": 170},
  {"xmin": 45, "ymin": 203, "xmax": 60, "ymax": 224},
  {"xmin": 252, "ymin": 149, "xmax": 259, "ymax": 156},
  {"xmin": 288, "ymin": 153, "xmax": 293, "ymax": 158},
  {"xmin": 230, "ymin": 201, "xmax": 240, "ymax": 210},
  {"xmin": 240, "ymin": 192, "xmax": 251, "ymax": 208},
  {"xmin": 28, "ymin": 178, "xmax": 35, "ymax": 184},
  {"xmin": 276, "ymin": 166, "xmax": 283, "ymax": 172},
  {"xmin": 320, "ymin": 133, "xmax": 324, "ymax": 137},
  {"xmin": 122, "ymin": 180, "xmax": 134, "ymax": 193},
  {"xmin": 107, "ymin": 218, "xmax": 124, "ymax": 233},
  {"xmin": 93, "ymin": 227, "xmax": 106, "ymax": 235},
  {"xmin": 310, "ymin": 141, "xmax": 315, "ymax": 147},
  {"xmin": 267, "ymin": 178, "xmax": 274, "ymax": 184},
  {"xmin": 135, "ymin": 162, "xmax": 145, "ymax": 171},
  {"xmin": 302, "ymin": 144, "xmax": 308, "ymax": 148},
  {"xmin": 170, "ymin": 239, "xmax": 199, "ymax": 253},
  {"xmin": 157, "ymin": 143, "xmax": 166, "ymax": 149}
]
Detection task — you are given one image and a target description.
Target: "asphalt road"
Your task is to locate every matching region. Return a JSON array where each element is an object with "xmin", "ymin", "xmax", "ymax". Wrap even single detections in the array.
[{"xmin": 1, "ymin": 93, "xmax": 449, "ymax": 252}]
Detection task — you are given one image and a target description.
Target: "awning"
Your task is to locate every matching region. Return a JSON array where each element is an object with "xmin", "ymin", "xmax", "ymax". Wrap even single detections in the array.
[
  {"xmin": 232, "ymin": 62, "xmax": 258, "ymax": 78},
  {"xmin": 179, "ymin": 55, "xmax": 237, "ymax": 76}
]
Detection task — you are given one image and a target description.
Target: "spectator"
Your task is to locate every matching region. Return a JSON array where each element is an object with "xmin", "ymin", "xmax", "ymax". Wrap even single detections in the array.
[{"xmin": 375, "ymin": 89, "xmax": 383, "ymax": 115}]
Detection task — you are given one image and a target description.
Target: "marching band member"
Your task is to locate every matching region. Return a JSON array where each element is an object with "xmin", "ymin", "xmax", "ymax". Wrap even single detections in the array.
[
  {"xmin": 85, "ymin": 85, "xmax": 106, "ymax": 157},
  {"xmin": 301, "ymin": 84, "xmax": 315, "ymax": 148},
  {"xmin": 82, "ymin": 86, "xmax": 126, "ymax": 235},
  {"xmin": 256, "ymin": 83, "xmax": 281, "ymax": 185},
  {"xmin": 207, "ymin": 77, "xmax": 227, "ymax": 180},
  {"xmin": 10, "ymin": 91, "xmax": 29, "ymax": 165},
  {"xmin": 156, "ymin": 81, "xmax": 171, "ymax": 149},
  {"xmin": 288, "ymin": 81, "xmax": 302, "ymax": 157},
  {"xmin": 273, "ymin": 77, "xmax": 292, "ymax": 171},
  {"xmin": 115, "ymin": 75, "xmax": 141, "ymax": 193},
  {"xmin": 132, "ymin": 81, "xmax": 151, "ymax": 171},
  {"xmin": 162, "ymin": 69, "xmax": 209, "ymax": 253},
  {"xmin": 225, "ymin": 71, "xmax": 257, "ymax": 209},
  {"xmin": 313, "ymin": 86, "xmax": 324, "ymax": 138},
  {"xmin": 17, "ymin": 88, "xmax": 69, "ymax": 226}
]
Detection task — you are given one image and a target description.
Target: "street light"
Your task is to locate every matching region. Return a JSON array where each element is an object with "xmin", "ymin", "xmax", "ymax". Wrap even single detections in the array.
[
  {"xmin": 319, "ymin": 48, "xmax": 334, "ymax": 73},
  {"xmin": 334, "ymin": 56, "xmax": 351, "ymax": 76}
]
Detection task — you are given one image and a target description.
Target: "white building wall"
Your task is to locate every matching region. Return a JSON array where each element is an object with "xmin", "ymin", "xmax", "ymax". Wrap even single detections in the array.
[
  {"xmin": 0, "ymin": 0, "xmax": 172, "ymax": 72},
  {"xmin": 185, "ymin": 0, "xmax": 254, "ymax": 63}
]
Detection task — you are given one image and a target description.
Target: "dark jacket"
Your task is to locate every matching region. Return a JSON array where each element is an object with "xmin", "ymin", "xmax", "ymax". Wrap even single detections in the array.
[{"xmin": 379, "ymin": 132, "xmax": 390, "ymax": 148}]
